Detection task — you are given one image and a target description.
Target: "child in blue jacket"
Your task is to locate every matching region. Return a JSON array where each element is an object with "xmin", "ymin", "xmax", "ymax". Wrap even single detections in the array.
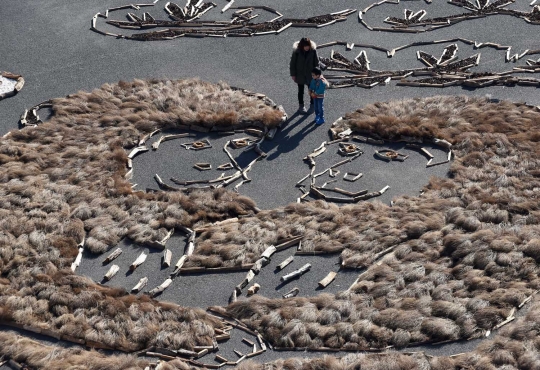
[{"xmin": 309, "ymin": 67, "xmax": 329, "ymax": 125}]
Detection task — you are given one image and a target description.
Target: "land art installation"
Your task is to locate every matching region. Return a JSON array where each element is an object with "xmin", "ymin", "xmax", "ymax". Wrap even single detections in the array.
[{"xmin": 0, "ymin": 78, "xmax": 539, "ymax": 368}]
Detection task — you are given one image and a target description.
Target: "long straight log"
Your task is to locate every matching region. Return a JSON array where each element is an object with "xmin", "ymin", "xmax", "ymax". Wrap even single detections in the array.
[
  {"xmin": 275, "ymin": 235, "xmax": 303, "ymax": 251},
  {"xmin": 281, "ymin": 263, "xmax": 311, "ymax": 282}
]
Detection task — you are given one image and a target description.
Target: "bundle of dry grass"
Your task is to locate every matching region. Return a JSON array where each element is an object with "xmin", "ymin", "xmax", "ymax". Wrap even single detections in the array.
[
  {"xmin": 0, "ymin": 330, "xmax": 151, "ymax": 369},
  {"xmin": 0, "ymin": 78, "xmax": 284, "ymax": 351},
  {"xmin": 187, "ymin": 96, "xmax": 540, "ymax": 348}
]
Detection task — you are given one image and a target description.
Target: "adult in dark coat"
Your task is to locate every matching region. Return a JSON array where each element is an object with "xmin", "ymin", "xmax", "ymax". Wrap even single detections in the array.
[{"xmin": 290, "ymin": 38, "xmax": 319, "ymax": 114}]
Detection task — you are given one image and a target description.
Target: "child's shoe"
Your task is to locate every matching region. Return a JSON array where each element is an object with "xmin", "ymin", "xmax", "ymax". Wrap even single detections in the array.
[{"xmin": 315, "ymin": 118, "xmax": 325, "ymax": 125}]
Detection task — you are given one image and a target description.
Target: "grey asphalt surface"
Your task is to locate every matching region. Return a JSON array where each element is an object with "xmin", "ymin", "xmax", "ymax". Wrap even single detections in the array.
[{"xmin": 1, "ymin": 0, "xmax": 540, "ymax": 365}]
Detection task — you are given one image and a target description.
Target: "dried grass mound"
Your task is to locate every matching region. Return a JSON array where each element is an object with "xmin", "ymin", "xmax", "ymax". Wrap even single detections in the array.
[
  {"xmin": 0, "ymin": 330, "xmax": 150, "ymax": 369},
  {"xmin": 201, "ymin": 96, "xmax": 540, "ymax": 349},
  {"xmin": 0, "ymin": 78, "xmax": 284, "ymax": 351},
  {"xmin": 241, "ymin": 301, "xmax": 540, "ymax": 369}
]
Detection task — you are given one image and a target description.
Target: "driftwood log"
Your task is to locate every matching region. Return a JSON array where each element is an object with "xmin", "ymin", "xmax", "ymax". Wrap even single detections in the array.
[
  {"xmin": 281, "ymin": 263, "xmax": 311, "ymax": 282},
  {"xmin": 103, "ymin": 264, "xmax": 120, "ymax": 281},
  {"xmin": 148, "ymin": 278, "xmax": 173, "ymax": 297},
  {"xmin": 131, "ymin": 277, "xmax": 148, "ymax": 293},
  {"xmin": 163, "ymin": 249, "xmax": 172, "ymax": 267},
  {"xmin": 130, "ymin": 252, "xmax": 148, "ymax": 271},
  {"xmin": 318, "ymin": 271, "xmax": 338, "ymax": 288},
  {"xmin": 171, "ymin": 255, "xmax": 188, "ymax": 276},
  {"xmin": 238, "ymin": 270, "xmax": 255, "ymax": 290},
  {"xmin": 276, "ymin": 256, "xmax": 294, "ymax": 270},
  {"xmin": 247, "ymin": 283, "xmax": 260, "ymax": 296},
  {"xmin": 103, "ymin": 247, "xmax": 122, "ymax": 264}
]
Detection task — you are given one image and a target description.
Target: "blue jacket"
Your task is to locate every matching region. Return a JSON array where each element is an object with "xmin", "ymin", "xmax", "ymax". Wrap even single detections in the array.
[{"xmin": 309, "ymin": 78, "xmax": 328, "ymax": 98}]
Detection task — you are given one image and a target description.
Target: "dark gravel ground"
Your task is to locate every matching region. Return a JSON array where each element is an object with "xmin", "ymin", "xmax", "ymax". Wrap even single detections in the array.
[{"xmin": 1, "ymin": 0, "xmax": 540, "ymax": 365}]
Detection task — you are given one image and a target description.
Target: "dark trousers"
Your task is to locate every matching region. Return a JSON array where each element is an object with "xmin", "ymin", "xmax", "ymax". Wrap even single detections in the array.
[
  {"xmin": 313, "ymin": 97, "xmax": 324, "ymax": 122},
  {"xmin": 297, "ymin": 83, "xmax": 313, "ymax": 106}
]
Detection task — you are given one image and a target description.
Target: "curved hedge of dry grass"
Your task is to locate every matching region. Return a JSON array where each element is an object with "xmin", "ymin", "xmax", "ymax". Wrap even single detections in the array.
[
  {"xmin": 239, "ymin": 302, "xmax": 540, "ymax": 369},
  {"xmin": 0, "ymin": 78, "xmax": 284, "ymax": 351},
  {"xmin": 208, "ymin": 96, "xmax": 540, "ymax": 350}
]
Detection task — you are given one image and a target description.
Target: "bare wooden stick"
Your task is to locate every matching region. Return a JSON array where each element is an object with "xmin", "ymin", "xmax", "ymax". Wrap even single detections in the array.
[
  {"xmin": 70, "ymin": 247, "xmax": 84, "ymax": 272},
  {"xmin": 128, "ymin": 146, "xmax": 149, "ymax": 159},
  {"xmin": 104, "ymin": 265, "xmax": 120, "ymax": 281},
  {"xmin": 281, "ymin": 263, "xmax": 311, "ymax": 282},
  {"xmin": 318, "ymin": 271, "xmax": 338, "ymax": 288},
  {"xmin": 130, "ymin": 252, "xmax": 148, "ymax": 271},
  {"xmin": 103, "ymin": 247, "xmax": 122, "ymax": 264},
  {"xmin": 238, "ymin": 270, "xmax": 255, "ymax": 290},
  {"xmin": 229, "ymin": 289, "xmax": 238, "ymax": 304},
  {"xmin": 261, "ymin": 245, "xmax": 277, "ymax": 259},
  {"xmin": 171, "ymin": 255, "xmax": 188, "ymax": 276},
  {"xmin": 519, "ymin": 290, "xmax": 539, "ymax": 308},
  {"xmin": 256, "ymin": 333, "xmax": 267, "ymax": 351},
  {"xmin": 148, "ymin": 278, "xmax": 172, "ymax": 297},
  {"xmin": 275, "ymin": 235, "xmax": 303, "ymax": 251},
  {"xmin": 282, "ymin": 287, "xmax": 300, "ymax": 298},
  {"xmin": 276, "ymin": 256, "xmax": 294, "ymax": 270},
  {"xmin": 215, "ymin": 355, "xmax": 229, "ymax": 363},
  {"xmin": 132, "ymin": 277, "xmax": 148, "ymax": 293},
  {"xmin": 163, "ymin": 249, "xmax": 172, "ymax": 267}
]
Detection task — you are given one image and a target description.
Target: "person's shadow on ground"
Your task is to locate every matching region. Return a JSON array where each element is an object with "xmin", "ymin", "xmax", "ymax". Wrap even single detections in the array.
[{"xmin": 266, "ymin": 111, "xmax": 319, "ymax": 161}]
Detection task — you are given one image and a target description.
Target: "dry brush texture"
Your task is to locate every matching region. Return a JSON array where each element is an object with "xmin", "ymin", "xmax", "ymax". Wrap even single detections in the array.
[
  {"xmin": 241, "ymin": 301, "xmax": 540, "ymax": 370},
  {"xmin": 0, "ymin": 330, "xmax": 151, "ymax": 370},
  {"xmin": 0, "ymin": 78, "xmax": 284, "ymax": 351},
  {"xmin": 186, "ymin": 96, "xmax": 540, "ymax": 349}
]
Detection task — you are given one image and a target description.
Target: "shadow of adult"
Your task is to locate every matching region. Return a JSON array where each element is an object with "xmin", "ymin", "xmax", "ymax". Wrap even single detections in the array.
[{"xmin": 266, "ymin": 112, "xmax": 318, "ymax": 161}]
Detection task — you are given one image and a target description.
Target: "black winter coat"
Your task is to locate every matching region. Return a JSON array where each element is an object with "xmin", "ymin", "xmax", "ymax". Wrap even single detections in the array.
[{"xmin": 289, "ymin": 40, "xmax": 319, "ymax": 86}]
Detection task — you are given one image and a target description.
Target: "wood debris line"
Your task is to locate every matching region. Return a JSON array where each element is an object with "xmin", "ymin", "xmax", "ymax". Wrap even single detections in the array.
[
  {"xmin": 151, "ymin": 132, "xmax": 190, "ymax": 149},
  {"xmin": 93, "ymin": 1, "xmax": 356, "ymax": 41},
  {"xmin": 343, "ymin": 172, "xmax": 363, "ymax": 182},
  {"xmin": 193, "ymin": 162, "xmax": 212, "ymax": 171}
]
